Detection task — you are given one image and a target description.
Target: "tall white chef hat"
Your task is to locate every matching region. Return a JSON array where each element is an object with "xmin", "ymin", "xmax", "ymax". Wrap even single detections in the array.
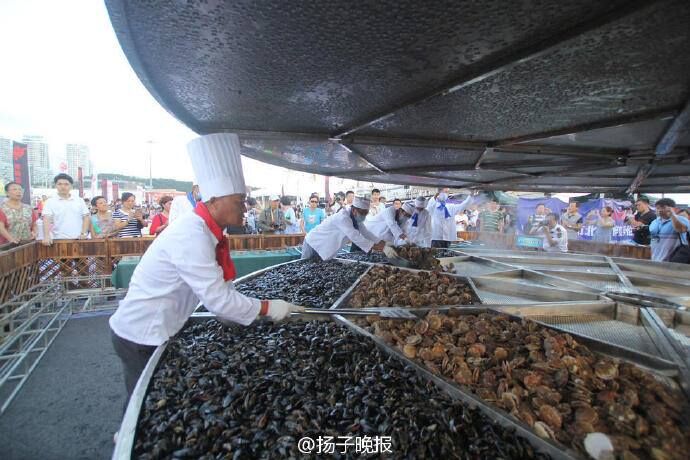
[
  {"xmin": 187, "ymin": 133, "xmax": 246, "ymax": 199},
  {"xmin": 415, "ymin": 196, "xmax": 427, "ymax": 207},
  {"xmin": 402, "ymin": 202, "xmax": 415, "ymax": 215},
  {"xmin": 353, "ymin": 196, "xmax": 371, "ymax": 210}
]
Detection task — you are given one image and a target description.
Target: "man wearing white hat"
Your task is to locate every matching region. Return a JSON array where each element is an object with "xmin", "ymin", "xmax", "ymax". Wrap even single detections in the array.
[
  {"xmin": 406, "ymin": 197, "xmax": 433, "ymax": 248},
  {"xmin": 426, "ymin": 188, "xmax": 472, "ymax": 248},
  {"xmin": 366, "ymin": 201, "xmax": 415, "ymax": 244},
  {"xmin": 109, "ymin": 133, "xmax": 300, "ymax": 409},
  {"xmin": 258, "ymin": 195, "xmax": 286, "ymax": 234},
  {"xmin": 301, "ymin": 196, "xmax": 382, "ymax": 260}
]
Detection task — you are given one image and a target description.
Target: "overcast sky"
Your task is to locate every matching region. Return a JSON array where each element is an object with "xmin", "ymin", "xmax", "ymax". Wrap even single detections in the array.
[{"xmin": 0, "ymin": 0, "xmax": 296, "ymax": 189}]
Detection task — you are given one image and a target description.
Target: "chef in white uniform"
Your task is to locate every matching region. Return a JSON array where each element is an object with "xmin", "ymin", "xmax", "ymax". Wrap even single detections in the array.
[
  {"xmin": 426, "ymin": 188, "xmax": 472, "ymax": 248},
  {"xmin": 367, "ymin": 201, "xmax": 415, "ymax": 244},
  {"xmin": 302, "ymin": 196, "xmax": 382, "ymax": 260},
  {"xmin": 169, "ymin": 184, "xmax": 201, "ymax": 223},
  {"xmin": 109, "ymin": 133, "xmax": 300, "ymax": 408},
  {"xmin": 407, "ymin": 197, "xmax": 433, "ymax": 248}
]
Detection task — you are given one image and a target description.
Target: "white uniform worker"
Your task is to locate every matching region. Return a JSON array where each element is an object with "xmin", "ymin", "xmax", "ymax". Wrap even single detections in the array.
[
  {"xmin": 366, "ymin": 202, "xmax": 415, "ymax": 244},
  {"xmin": 169, "ymin": 185, "xmax": 201, "ymax": 223},
  {"xmin": 109, "ymin": 133, "xmax": 300, "ymax": 409},
  {"xmin": 407, "ymin": 197, "xmax": 433, "ymax": 248},
  {"xmin": 302, "ymin": 196, "xmax": 382, "ymax": 260},
  {"xmin": 427, "ymin": 190, "xmax": 472, "ymax": 247}
]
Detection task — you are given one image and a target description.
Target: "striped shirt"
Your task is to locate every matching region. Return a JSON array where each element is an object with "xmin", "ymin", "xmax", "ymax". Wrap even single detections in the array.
[
  {"xmin": 113, "ymin": 209, "xmax": 142, "ymax": 237},
  {"xmin": 479, "ymin": 210, "xmax": 503, "ymax": 232}
]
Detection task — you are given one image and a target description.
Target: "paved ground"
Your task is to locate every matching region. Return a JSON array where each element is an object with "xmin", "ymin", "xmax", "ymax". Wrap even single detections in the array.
[{"xmin": 0, "ymin": 312, "xmax": 124, "ymax": 460}]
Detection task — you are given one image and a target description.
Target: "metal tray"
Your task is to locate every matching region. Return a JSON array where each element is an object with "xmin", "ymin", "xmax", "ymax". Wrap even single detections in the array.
[
  {"xmin": 494, "ymin": 302, "xmax": 675, "ymax": 361},
  {"xmin": 438, "ymin": 254, "xmax": 515, "ymax": 277},
  {"xmin": 337, "ymin": 307, "xmax": 687, "ymax": 460},
  {"xmin": 470, "ymin": 275, "xmax": 601, "ymax": 305},
  {"xmin": 331, "ymin": 264, "xmax": 483, "ymax": 309},
  {"xmin": 112, "ymin": 312, "xmax": 566, "ymax": 459},
  {"xmin": 477, "ymin": 269, "xmax": 602, "ymax": 294}
]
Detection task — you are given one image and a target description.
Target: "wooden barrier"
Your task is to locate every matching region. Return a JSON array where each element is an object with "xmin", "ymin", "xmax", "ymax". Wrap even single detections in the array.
[
  {"xmin": 0, "ymin": 234, "xmax": 306, "ymax": 302},
  {"xmin": 0, "ymin": 243, "xmax": 39, "ymax": 303},
  {"xmin": 2, "ymin": 231, "xmax": 652, "ymax": 303}
]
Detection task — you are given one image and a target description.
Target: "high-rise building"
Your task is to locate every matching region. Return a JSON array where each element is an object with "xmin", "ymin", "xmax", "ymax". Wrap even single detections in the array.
[
  {"xmin": 0, "ymin": 137, "xmax": 12, "ymax": 183},
  {"xmin": 66, "ymin": 143, "xmax": 92, "ymax": 180},
  {"xmin": 22, "ymin": 135, "xmax": 51, "ymax": 187}
]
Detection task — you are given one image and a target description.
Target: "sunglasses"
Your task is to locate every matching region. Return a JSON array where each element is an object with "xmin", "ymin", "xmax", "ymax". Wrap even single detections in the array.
[{"xmin": 310, "ymin": 200, "xmax": 318, "ymax": 203}]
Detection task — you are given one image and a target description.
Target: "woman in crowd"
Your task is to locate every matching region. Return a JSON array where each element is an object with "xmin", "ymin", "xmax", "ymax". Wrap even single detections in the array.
[
  {"xmin": 149, "ymin": 196, "xmax": 173, "ymax": 236},
  {"xmin": 0, "ymin": 182, "xmax": 37, "ymax": 244},
  {"xmin": 90, "ymin": 196, "xmax": 121, "ymax": 238},
  {"xmin": 593, "ymin": 206, "xmax": 615, "ymax": 243},
  {"xmin": 113, "ymin": 192, "xmax": 148, "ymax": 237}
]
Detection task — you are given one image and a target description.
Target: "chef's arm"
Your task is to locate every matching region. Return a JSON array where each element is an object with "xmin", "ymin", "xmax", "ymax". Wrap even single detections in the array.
[
  {"xmin": 174, "ymin": 244, "xmax": 260, "ymax": 325},
  {"xmin": 426, "ymin": 198, "xmax": 436, "ymax": 213},
  {"xmin": 671, "ymin": 213, "xmax": 688, "ymax": 233},
  {"xmin": 450, "ymin": 195, "xmax": 472, "ymax": 214},
  {"xmin": 344, "ymin": 223, "xmax": 376, "ymax": 253}
]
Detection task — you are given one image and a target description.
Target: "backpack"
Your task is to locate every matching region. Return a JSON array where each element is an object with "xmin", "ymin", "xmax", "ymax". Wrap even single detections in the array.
[{"xmin": 669, "ymin": 232, "xmax": 690, "ymax": 264}]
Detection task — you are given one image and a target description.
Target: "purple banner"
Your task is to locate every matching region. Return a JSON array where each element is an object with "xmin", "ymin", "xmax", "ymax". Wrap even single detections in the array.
[
  {"xmin": 577, "ymin": 198, "xmax": 634, "ymax": 243},
  {"xmin": 517, "ymin": 197, "xmax": 568, "ymax": 234}
]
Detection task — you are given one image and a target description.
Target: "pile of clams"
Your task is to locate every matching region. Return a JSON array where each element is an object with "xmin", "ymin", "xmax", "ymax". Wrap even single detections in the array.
[
  {"xmin": 394, "ymin": 245, "xmax": 442, "ymax": 270},
  {"xmin": 236, "ymin": 260, "xmax": 367, "ymax": 309},
  {"xmin": 348, "ymin": 265, "xmax": 478, "ymax": 308},
  {"xmin": 134, "ymin": 320, "xmax": 543, "ymax": 459},
  {"xmin": 366, "ymin": 310, "xmax": 690, "ymax": 460}
]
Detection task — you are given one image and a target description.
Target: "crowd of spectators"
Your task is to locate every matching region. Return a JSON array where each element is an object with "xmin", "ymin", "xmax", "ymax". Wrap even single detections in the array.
[{"xmin": 2, "ymin": 175, "xmax": 688, "ymax": 263}]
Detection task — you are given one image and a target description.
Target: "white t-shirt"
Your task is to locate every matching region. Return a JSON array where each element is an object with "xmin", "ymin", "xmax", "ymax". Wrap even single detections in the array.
[
  {"xmin": 543, "ymin": 224, "xmax": 568, "ymax": 253},
  {"xmin": 42, "ymin": 194, "xmax": 89, "ymax": 239}
]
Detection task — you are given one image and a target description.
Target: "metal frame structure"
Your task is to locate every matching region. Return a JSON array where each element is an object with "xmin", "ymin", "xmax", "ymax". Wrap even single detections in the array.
[
  {"xmin": 113, "ymin": 253, "xmax": 690, "ymax": 458},
  {"xmin": 105, "ymin": 0, "xmax": 690, "ymax": 192},
  {"xmin": 0, "ymin": 277, "xmax": 128, "ymax": 414}
]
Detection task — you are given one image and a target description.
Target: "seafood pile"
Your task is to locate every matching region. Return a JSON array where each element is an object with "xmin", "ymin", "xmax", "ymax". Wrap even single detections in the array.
[
  {"xmin": 348, "ymin": 265, "xmax": 478, "ymax": 308},
  {"xmin": 394, "ymin": 245, "xmax": 442, "ymax": 270},
  {"xmin": 236, "ymin": 260, "xmax": 367, "ymax": 309},
  {"xmin": 134, "ymin": 320, "xmax": 544, "ymax": 459},
  {"xmin": 434, "ymin": 248, "xmax": 460, "ymax": 258},
  {"xmin": 336, "ymin": 250, "xmax": 391, "ymax": 264},
  {"xmin": 366, "ymin": 310, "xmax": 690, "ymax": 459}
]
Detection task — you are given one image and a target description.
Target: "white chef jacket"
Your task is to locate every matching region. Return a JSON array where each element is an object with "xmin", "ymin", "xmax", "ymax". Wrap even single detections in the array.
[
  {"xmin": 304, "ymin": 208, "xmax": 380, "ymax": 260},
  {"xmin": 109, "ymin": 211, "xmax": 260, "ymax": 346},
  {"xmin": 366, "ymin": 206, "xmax": 407, "ymax": 243},
  {"xmin": 427, "ymin": 196, "xmax": 472, "ymax": 242},
  {"xmin": 406, "ymin": 208, "xmax": 433, "ymax": 248},
  {"xmin": 168, "ymin": 195, "xmax": 194, "ymax": 223}
]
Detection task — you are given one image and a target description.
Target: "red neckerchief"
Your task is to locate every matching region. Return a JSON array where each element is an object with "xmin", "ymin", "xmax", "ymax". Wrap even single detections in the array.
[{"xmin": 194, "ymin": 202, "xmax": 236, "ymax": 281}]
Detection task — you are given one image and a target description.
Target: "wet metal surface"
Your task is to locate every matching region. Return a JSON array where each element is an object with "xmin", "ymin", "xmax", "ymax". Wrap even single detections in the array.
[{"xmin": 106, "ymin": 0, "xmax": 690, "ymax": 192}]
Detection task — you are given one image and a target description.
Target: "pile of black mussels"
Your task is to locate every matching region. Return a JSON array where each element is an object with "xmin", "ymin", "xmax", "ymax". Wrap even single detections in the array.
[
  {"xmin": 235, "ymin": 260, "xmax": 368, "ymax": 309},
  {"xmin": 336, "ymin": 250, "xmax": 391, "ymax": 264},
  {"xmin": 134, "ymin": 320, "xmax": 547, "ymax": 459}
]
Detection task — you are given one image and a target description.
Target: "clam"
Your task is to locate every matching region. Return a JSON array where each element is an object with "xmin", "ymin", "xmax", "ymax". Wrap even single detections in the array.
[
  {"xmin": 405, "ymin": 334, "xmax": 422, "ymax": 345},
  {"xmin": 594, "ymin": 360, "xmax": 619, "ymax": 380},
  {"xmin": 403, "ymin": 344, "xmax": 417, "ymax": 358}
]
